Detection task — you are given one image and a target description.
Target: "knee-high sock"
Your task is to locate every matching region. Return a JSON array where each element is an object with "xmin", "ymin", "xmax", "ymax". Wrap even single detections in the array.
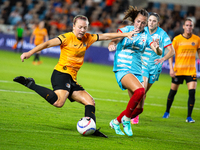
[
  {"xmin": 117, "ymin": 88, "xmax": 145, "ymax": 122},
  {"xmin": 131, "ymin": 108, "xmax": 143, "ymax": 119},
  {"xmin": 85, "ymin": 105, "xmax": 96, "ymax": 123},
  {"xmin": 34, "ymin": 53, "xmax": 40, "ymax": 61},
  {"xmin": 117, "ymin": 110, "xmax": 126, "ymax": 123},
  {"xmin": 29, "ymin": 82, "xmax": 58, "ymax": 105},
  {"xmin": 188, "ymin": 89, "xmax": 195, "ymax": 117},
  {"xmin": 124, "ymin": 88, "xmax": 145, "ymax": 118},
  {"xmin": 166, "ymin": 89, "xmax": 177, "ymax": 113}
]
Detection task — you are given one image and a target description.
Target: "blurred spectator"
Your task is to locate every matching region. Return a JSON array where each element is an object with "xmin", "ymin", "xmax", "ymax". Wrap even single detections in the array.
[
  {"xmin": 12, "ymin": 1, "xmax": 24, "ymax": 15},
  {"xmin": 83, "ymin": 0, "xmax": 94, "ymax": 18},
  {"xmin": 23, "ymin": 0, "xmax": 34, "ymax": 15},
  {"xmin": 8, "ymin": 8, "xmax": 22, "ymax": 25},
  {"xmin": 24, "ymin": 10, "xmax": 34, "ymax": 23},
  {"xmin": 101, "ymin": 12, "xmax": 112, "ymax": 32},
  {"xmin": 0, "ymin": 0, "xmax": 200, "ymax": 47},
  {"xmin": 103, "ymin": 0, "xmax": 116, "ymax": 13},
  {"xmin": 90, "ymin": 15, "xmax": 103, "ymax": 31},
  {"xmin": 0, "ymin": 0, "xmax": 11, "ymax": 24}
]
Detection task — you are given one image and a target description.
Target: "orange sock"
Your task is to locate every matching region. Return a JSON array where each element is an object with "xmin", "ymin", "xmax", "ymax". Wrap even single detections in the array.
[{"xmin": 12, "ymin": 43, "xmax": 17, "ymax": 49}]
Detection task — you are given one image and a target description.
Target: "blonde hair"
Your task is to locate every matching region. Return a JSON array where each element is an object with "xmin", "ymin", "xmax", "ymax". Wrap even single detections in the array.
[{"xmin": 73, "ymin": 15, "xmax": 89, "ymax": 25}]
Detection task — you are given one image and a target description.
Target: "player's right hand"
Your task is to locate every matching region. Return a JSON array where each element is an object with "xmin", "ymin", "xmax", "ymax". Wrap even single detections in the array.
[
  {"xmin": 169, "ymin": 69, "xmax": 176, "ymax": 78},
  {"xmin": 20, "ymin": 52, "xmax": 31, "ymax": 62},
  {"xmin": 108, "ymin": 44, "xmax": 116, "ymax": 51}
]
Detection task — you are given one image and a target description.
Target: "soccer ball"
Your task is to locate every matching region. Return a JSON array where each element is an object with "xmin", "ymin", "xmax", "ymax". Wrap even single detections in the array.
[{"xmin": 77, "ymin": 117, "xmax": 96, "ymax": 135}]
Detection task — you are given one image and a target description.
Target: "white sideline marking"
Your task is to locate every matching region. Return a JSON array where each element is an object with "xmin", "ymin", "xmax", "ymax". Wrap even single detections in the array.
[
  {"xmin": 0, "ymin": 88, "xmax": 200, "ymax": 110},
  {"xmin": 0, "ymin": 89, "xmax": 35, "ymax": 94}
]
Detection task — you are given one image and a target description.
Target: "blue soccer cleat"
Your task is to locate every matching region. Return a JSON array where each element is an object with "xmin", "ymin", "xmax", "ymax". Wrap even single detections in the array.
[
  {"xmin": 163, "ymin": 112, "xmax": 169, "ymax": 118},
  {"xmin": 109, "ymin": 120, "xmax": 125, "ymax": 135},
  {"xmin": 121, "ymin": 116, "xmax": 133, "ymax": 136},
  {"xmin": 186, "ymin": 117, "xmax": 195, "ymax": 123}
]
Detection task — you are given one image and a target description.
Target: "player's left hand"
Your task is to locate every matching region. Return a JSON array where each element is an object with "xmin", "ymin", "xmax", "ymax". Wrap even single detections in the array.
[
  {"xmin": 154, "ymin": 57, "xmax": 164, "ymax": 64},
  {"xmin": 152, "ymin": 39, "xmax": 159, "ymax": 49}
]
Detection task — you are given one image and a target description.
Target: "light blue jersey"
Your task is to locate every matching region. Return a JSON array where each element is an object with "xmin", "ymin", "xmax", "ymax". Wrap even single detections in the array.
[
  {"xmin": 142, "ymin": 26, "xmax": 172, "ymax": 84},
  {"xmin": 113, "ymin": 26, "xmax": 153, "ymax": 90}
]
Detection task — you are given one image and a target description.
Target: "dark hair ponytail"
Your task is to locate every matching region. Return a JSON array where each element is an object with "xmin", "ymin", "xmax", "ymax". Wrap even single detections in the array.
[{"xmin": 123, "ymin": 6, "xmax": 148, "ymax": 23}]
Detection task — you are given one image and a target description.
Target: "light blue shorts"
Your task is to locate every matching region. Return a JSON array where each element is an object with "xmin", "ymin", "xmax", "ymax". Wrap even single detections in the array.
[
  {"xmin": 114, "ymin": 71, "xmax": 143, "ymax": 90},
  {"xmin": 142, "ymin": 64, "xmax": 161, "ymax": 84}
]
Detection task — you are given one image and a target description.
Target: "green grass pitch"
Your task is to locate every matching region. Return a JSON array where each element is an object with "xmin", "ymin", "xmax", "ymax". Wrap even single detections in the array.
[{"xmin": 0, "ymin": 50, "xmax": 200, "ymax": 150}]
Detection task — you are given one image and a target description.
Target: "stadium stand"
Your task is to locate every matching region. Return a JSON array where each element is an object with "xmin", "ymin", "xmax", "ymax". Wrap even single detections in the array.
[{"xmin": 0, "ymin": 0, "xmax": 199, "ymax": 47}]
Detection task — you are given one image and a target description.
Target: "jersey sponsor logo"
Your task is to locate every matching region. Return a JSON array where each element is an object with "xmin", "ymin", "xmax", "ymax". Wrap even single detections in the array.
[
  {"xmin": 165, "ymin": 37, "xmax": 170, "ymax": 42},
  {"xmin": 61, "ymin": 34, "xmax": 66, "ymax": 38},
  {"xmin": 74, "ymin": 44, "xmax": 78, "ymax": 46},
  {"xmin": 152, "ymin": 34, "xmax": 160, "ymax": 39}
]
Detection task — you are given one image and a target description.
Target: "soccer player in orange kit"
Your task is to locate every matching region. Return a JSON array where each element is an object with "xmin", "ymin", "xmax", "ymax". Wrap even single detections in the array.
[
  {"xmin": 163, "ymin": 18, "xmax": 200, "ymax": 123},
  {"xmin": 13, "ymin": 15, "xmax": 134, "ymax": 137}
]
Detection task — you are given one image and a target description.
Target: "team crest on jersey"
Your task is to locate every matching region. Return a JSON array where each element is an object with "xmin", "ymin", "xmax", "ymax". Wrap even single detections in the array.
[
  {"xmin": 191, "ymin": 42, "xmax": 195, "ymax": 46},
  {"xmin": 142, "ymin": 38, "xmax": 146, "ymax": 42},
  {"xmin": 63, "ymin": 66, "xmax": 67, "ymax": 70}
]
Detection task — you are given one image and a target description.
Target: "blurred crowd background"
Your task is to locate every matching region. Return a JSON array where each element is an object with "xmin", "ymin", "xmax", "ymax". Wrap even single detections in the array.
[{"xmin": 0, "ymin": 0, "xmax": 200, "ymax": 47}]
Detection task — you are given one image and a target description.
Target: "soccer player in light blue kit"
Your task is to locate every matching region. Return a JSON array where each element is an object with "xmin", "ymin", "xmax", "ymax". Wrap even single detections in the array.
[
  {"xmin": 131, "ymin": 13, "xmax": 175, "ymax": 124},
  {"xmin": 108, "ymin": 6, "xmax": 162, "ymax": 136}
]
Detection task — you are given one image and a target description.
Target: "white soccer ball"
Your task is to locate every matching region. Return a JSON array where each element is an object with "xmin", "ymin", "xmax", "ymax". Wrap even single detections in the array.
[{"xmin": 77, "ymin": 117, "xmax": 96, "ymax": 135}]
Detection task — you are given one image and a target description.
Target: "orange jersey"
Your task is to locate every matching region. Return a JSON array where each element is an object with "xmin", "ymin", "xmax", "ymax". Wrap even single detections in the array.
[
  {"xmin": 32, "ymin": 27, "xmax": 48, "ymax": 45},
  {"xmin": 54, "ymin": 32, "xmax": 98, "ymax": 81},
  {"xmin": 172, "ymin": 34, "xmax": 200, "ymax": 76}
]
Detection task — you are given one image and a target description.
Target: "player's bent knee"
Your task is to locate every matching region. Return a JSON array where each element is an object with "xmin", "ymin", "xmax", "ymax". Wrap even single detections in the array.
[
  {"xmin": 85, "ymin": 98, "xmax": 95, "ymax": 106},
  {"xmin": 53, "ymin": 102, "xmax": 64, "ymax": 108},
  {"xmin": 137, "ymin": 88, "xmax": 145, "ymax": 97},
  {"xmin": 52, "ymin": 97, "xmax": 65, "ymax": 108}
]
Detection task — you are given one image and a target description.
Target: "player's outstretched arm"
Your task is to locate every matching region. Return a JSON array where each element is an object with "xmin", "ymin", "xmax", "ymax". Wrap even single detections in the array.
[
  {"xmin": 98, "ymin": 31, "xmax": 134, "ymax": 41},
  {"xmin": 20, "ymin": 38, "xmax": 61, "ymax": 62}
]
